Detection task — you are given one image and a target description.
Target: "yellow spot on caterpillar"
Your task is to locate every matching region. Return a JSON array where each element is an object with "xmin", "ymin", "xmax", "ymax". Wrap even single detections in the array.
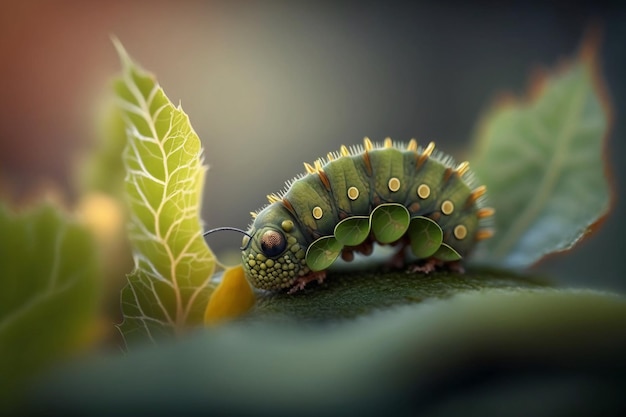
[
  {"xmin": 267, "ymin": 194, "xmax": 281, "ymax": 204},
  {"xmin": 384, "ymin": 137, "xmax": 393, "ymax": 148},
  {"xmin": 347, "ymin": 186, "xmax": 359, "ymax": 200},
  {"xmin": 250, "ymin": 211, "xmax": 257, "ymax": 219},
  {"xmin": 407, "ymin": 139, "xmax": 418, "ymax": 151},
  {"xmin": 456, "ymin": 161, "xmax": 470, "ymax": 177},
  {"xmin": 312, "ymin": 206, "xmax": 323, "ymax": 220},
  {"xmin": 314, "ymin": 159, "xmax": 324, "ymax": 171},
  {"xmin": 388, "ymin": 177, "xmax": 401, "ymax": 192},
  {"xmin": 467, "ymin": 185, "xmax": 487, "ymax": 205},
  {"xmin": 454, "ymin": 225, "xmax": 467, "ymax": 240},
  {"xmin": 417, "ymin": 184, "xmax": 431, "ymax": 199},
  {"xmin": 476, "ymin": 229, "xmax": 494, "ymax": 241},
  {"xmin": 441, "ymin": 200, "xmax": 454, "ymax": 215},
  {"xmin": 477, "ymin": 207, "xmax": 495, "ymax": 219},
  {"xmin": 327, "ymin": 152, "xmax": 334, "ymax": 161},
  {"xmin": 363, "ymin": 137, "xmax": 373, "ymax": 151},
  {"xmin": 304, "ymin": 162, "xmax": 316, "ymax": 175},
  {"xmin": 340, "ymin": 145, "xmax": 350, "ymax": 157},
  {"xmin": 281, "ymin": 220, "xmax": 294, "ymax": 232}
]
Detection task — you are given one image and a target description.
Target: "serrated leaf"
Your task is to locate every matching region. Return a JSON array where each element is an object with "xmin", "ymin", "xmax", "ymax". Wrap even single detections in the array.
[
  {"xmin": 0, "ymin": 203, "xmax": 100, "ymax": 408},
  {"xmin": 306, "ymin": 236, "xmax": 343, "ymax": 272},
  {"xmin": 408, "ymin": 216, "xmax": 443, "ymax": 258},
  {"xmin": 370, "ymin": 203, "xmax": 411, "ymax": 244},
  {"xmin": 334, "ymin": 216, "xmax": 370, "ymax": 246},
  {"xmin": 112, "ymin": 40, "xmax": 215, "ymax": 347},
  {"xmin": 470, "ymin": 48, "xmax": 610, "ymax": 268}
]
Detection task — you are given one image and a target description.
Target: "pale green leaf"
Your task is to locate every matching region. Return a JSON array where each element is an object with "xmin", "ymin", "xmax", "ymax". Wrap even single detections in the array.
[
  {"xmin": 334, "ymin": 216, "xmax": 370, "ymax": 246},
  {"xmin": 433, "ymin": 243, "xmax": 462, "ymax": 262},
  {"xmin": 370, "ymin": 203, "xmax": 410, "ymax": 244},
  {"xmin": 306, "ymin": 236, "xmax": 343, "ymax": 272},
  {"xmin": 470, "ymin": 55, "xmax": 610, "ymax": 268},
  {"xmin": 408, "ymin": 216, "xmax": 443, "ymax": 258},
  {"xmin": 112, "ymin": 40, "xmax": 215, "ymax": 346},
  {"xmin": 0, "ymin": 204, "xmax": 100, "ymax": 408}
]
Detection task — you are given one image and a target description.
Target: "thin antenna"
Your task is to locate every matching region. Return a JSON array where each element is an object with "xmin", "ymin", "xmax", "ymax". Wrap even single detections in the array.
[{"xmin": 203, "ymin": 227, "xmax": 253, "ymax": 250}]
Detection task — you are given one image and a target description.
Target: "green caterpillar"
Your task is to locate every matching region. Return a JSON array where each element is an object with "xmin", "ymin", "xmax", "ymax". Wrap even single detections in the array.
[{"xmin": 220, "ymin": 138, "xmax": 493, "ymax": 292}]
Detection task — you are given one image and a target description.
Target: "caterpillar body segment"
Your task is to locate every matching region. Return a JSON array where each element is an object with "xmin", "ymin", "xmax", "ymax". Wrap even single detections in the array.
[{"xmin": 241, "ymin": 138, "xmax": 493, "ymax": 292}]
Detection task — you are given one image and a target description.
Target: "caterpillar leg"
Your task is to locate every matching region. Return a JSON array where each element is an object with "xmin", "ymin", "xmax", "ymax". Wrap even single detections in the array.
[
  {"xmin": 407, "ymin": 258, "xmax": 441, "ymax": 274},
  {"xmin": 288, "ymin": 271, "xmax": 327, "ymax": 294},
  {"xmin": 406, "ymin": 259, "xmax": 465, "ymax": 274}
]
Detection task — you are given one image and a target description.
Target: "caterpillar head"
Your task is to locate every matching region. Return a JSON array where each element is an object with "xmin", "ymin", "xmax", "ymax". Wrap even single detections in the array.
[{"xmin": 241, "ymin": 203, "xmax": 311, "ymax": 291}]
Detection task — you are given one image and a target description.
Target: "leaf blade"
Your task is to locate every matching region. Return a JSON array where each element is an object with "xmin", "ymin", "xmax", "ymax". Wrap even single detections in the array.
[
  {"xmin": 370, "ymin": 203, "xmax": 411, "ymax": 244},
  {"xmin": 408, "ymin": 216, "xmax": 443, "ymax": 259},
  {"xmin": 0, "ymin": 204, "xmax": 100, "ymax": 408},
  {"xmin": 113, "ymin": 41, "xmax": 215, "ymax": 347},
  {"xmin": 470, "ymin": 51, "xmax": 611, "ymax": 268}
]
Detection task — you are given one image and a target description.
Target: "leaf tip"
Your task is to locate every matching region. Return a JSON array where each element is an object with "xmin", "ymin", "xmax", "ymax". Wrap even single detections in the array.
[{"xmin": 110, "ymin": 35, "xmax": 134, "ymax": 73}]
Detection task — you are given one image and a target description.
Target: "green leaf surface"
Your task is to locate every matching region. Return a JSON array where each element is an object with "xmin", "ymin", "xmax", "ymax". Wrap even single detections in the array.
[
  {"xmin": 31, "ymin": 282, "xmax": 626, "ymax": 416},
  {"xmin": 433, "ymin": 243, "xmax": 462, "ymax": 262},
  {"xmin": 306, "ymin": 236, "xmax": 343, "ymax": 272},
  {"xmin": 470, "ymin": 55, "xmax": 610, "ymax": 268},
  {"xmin": 113, "ymin": 41, "xmax": 215, "ymax": 347},
  {"xmin": 0, "ymin": 204, "xmax": 100, "ymax": 409},
  {"xmin": 252, "ymin": 268, "xmax": 545, "ymax": 321},
  {"xmin": 334, "ymin": 216, "xmax": 370, "ymax": 246},
  {"xmin": 408, "ymin": 216, "xmax": 443, "ymax": 258},
  {"xmin": 370, "ymin": 203, "xmax": 411, "ymax": 244}
]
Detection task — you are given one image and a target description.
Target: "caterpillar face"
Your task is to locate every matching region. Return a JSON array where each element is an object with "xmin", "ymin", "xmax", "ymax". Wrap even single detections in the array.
[
  {"xmin": 241, "ymin": 138, "xmax": 494, "ymax": 292},
  {"xmin": 241, "ymin": 203, "xmax": 311, "ymax": 290}
]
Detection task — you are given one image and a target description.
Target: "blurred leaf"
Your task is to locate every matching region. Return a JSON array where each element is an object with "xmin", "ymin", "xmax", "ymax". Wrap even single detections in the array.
[
  {"xmin": 252, "ymin": 268, "xmax": 546, "ymax": 321},
  {"xmin": 470, "ymin": 46, "xmax": 611, "ymax": 268},
  {"xmin": 31, "ymin": 284, "xmax": 626, "ymax": 417},
  {"xmin": 433, "ymin": 243, "xmax": 462, "ymax": 261},
  {"xmin": 204, "ymin": 265, "xmax": 255, "ymax": 325},
  {"xmin": 78, "ymin": 102, "xmax": 127, "ymax": 197},
  {"xmin": 76, "ymin": 94, "xmax": 133, "ymax": 323},
  {"xmin": 112, "ymin": 40, "xmax": 215, "ymax": 347},
  {"xmin": 0, "ymin": 203, "xmax": 100, "ymax": 409}
]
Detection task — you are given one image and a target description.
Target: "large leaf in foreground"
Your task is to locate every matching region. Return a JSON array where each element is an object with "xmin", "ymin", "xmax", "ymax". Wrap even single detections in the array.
[
  {"xmin": 0, "ymin": 204, "xmax": 100, "ymax": 408},
  {"xmin": 33, "ymin": 283, "xmax": 626, "ymax": 416},
  {"xmin": 470, "ymin": 46, "xmax": 611, "ymax": 268},
  {"xmin": 113, "ymin": 41, "xmax": 215, "ymax": 347}
]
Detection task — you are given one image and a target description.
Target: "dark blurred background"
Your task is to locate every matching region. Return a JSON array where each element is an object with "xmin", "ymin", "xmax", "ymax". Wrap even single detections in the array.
[{"xmin": 0, "ymin": 1, "xmax": 624, "ymax": 291}]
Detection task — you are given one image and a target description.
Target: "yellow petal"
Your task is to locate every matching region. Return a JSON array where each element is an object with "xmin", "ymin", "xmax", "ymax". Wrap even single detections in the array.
[{"xmin": 204, "ymin": 265, "xmax": 256, "ymax": 325}]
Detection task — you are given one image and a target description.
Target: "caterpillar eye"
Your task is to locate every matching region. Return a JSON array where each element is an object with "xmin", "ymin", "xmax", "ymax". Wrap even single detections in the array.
[{"xmin": 260, "ymin": 229, "xmax": 287, "ymax": 258}]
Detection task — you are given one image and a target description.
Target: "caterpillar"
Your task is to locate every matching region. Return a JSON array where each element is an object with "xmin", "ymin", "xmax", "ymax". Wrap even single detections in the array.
[{"xmin": 207, "ymin": 137, "xmax": 494, "ymax": 293}]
